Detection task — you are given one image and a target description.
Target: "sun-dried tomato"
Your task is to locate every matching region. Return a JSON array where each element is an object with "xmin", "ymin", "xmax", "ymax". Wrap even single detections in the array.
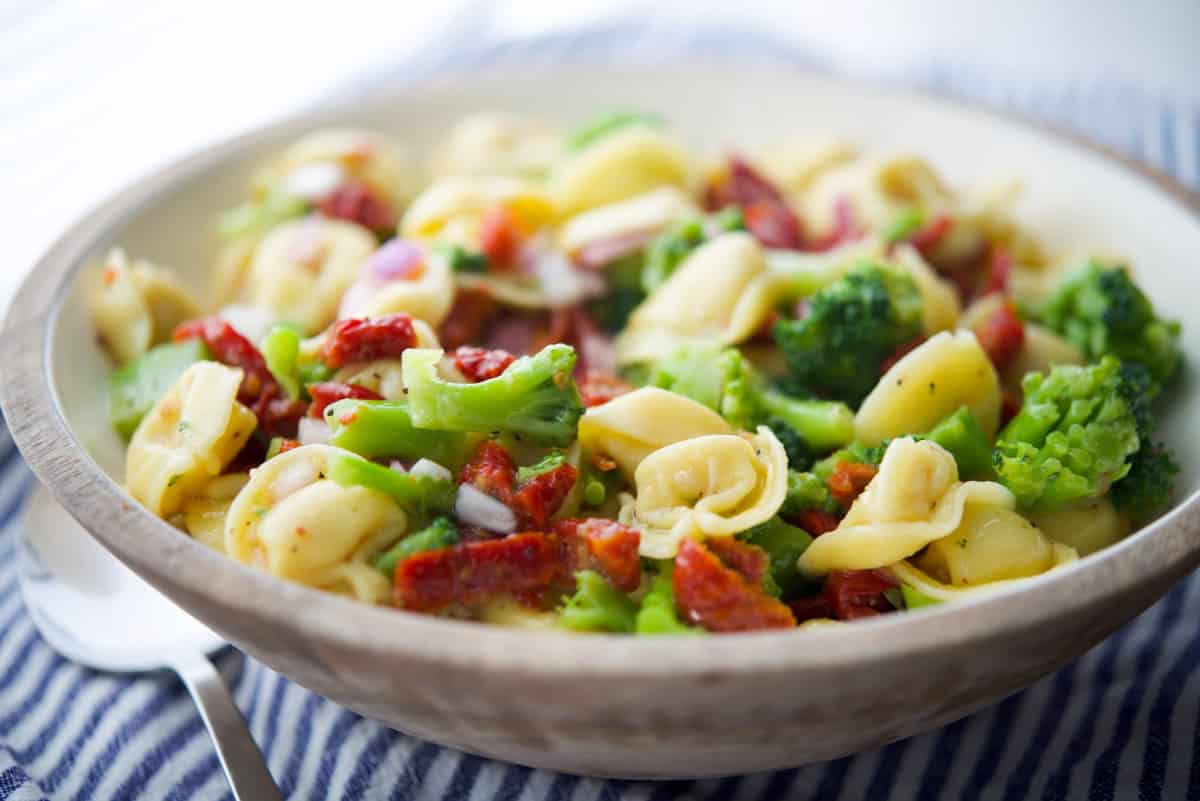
[
  {"xmin": 438, "ymin": 288, "xmax": 500, "ymax": 350},
  {"xmin": 880, "ymin": 335, "xmax": 928, "ymax": 374},
  {"xmin": 828, "ymin": 462, "xmax": 878, "ymax": 509},
  {"xmin": 173, "ymin": 317, "xmax": 273, "ymax": 400},
  {"xmin": 907, "ymin": 213, "xmax": 953, "ymax": 256},
  {"xmin": 974, "ymin": 298, "xmax": 1025, "ymax": 372},
  {"xmin": 479, "ymin": 205, "xmax": 524, "ymax": 270},
  {"xmin": 977, "ymin": 247, "xmax": 1013, "ymax": 298},
  {"xmin": 744, "ymin": 201, "xmax": 805, "ymax": 250},
  {"xmin": 513, "ymin": 463, "xmax": 578, "ymax": 529},
  {"xmin": 578, "ymin": 370, "xmax": 633, "ymax": 407},
  {"xmin": 458, "ymin": 441, "xmax": 517, "ymax": 504},
  {"xmin": 554, "ymin": 518, "xmax": 642, "ymax": 592},
  {"xmin": 824, "ymin": 569, "xmax": 898, "ymax": 620},
  {"xmin": 276, "ymin": 438, "xmax": 301, "ymax": 454},
  {"xmin": 306, "ymin": 382, "xmax": 382, "ymax": 418},
  {"xmin": 704, "ymin": 538, "xmax": 770, "ymax": 587},
  {"xmin": 672, "ymin": 538, "xmax": 796, "ymax": 632},
  {"xmin": 394, "ymin": 532, "xmax": 560, "ymax": 611},
  {"xmin": 727, "ymin": 156, "xmax": 786, "ymax": 206},
  {"xmin": 250, "ymin": 383, "xmax": 308, "ymax": 439},
  {"xmin": 794, "ymin": 508, "xmax": 841, "ymax": 537},
  {"xmin": 314, "ymin": 180, "xmax": 395, "ymax": 234},
  {"xmin": 789, "ymin": 594, "xmax": 835, "ymax": 623},
  {"xmin": 453, "ymin": 346, "xmax": 516, "ymax": 382},
  {"xmin": 322, "ymin": 313, "xmax": 417, "ymax": 369}
]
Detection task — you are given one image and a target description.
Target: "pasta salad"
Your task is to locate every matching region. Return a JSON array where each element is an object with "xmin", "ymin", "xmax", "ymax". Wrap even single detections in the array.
[{"xmin": 90, "ymin": 113, "xmax": 1184, "ymax": 634}]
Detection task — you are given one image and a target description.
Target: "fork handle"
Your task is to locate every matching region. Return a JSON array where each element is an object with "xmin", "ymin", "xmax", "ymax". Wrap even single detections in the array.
[{"xmin": 172, "ymin": 652, "xmax": 283, "ymax": 801}]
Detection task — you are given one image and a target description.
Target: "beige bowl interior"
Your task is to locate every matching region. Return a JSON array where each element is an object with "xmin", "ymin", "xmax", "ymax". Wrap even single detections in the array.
[{"xmin": 15, "ymin": 65, "xmax": 1200, "ymax": 778}]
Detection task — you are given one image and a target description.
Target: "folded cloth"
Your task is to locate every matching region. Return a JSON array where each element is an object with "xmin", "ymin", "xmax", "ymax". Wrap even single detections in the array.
[{"xmin": 1, "ymin": 22, "xmax": 1198, "ymax": 801}]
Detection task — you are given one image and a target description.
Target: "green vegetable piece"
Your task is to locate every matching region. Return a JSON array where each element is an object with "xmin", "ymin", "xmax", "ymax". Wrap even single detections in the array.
[
  {"xmin": 402, "ymin": 345, "xmax": 584, "ymax": 447},
  {"xmin": 635, "ymin": 564, "xmax": 703, "ymax": 635},
  {"xmin": 583, "ymin": 475, "xmax": 607, "ymax": 507},
  {"xmin": 883, "ymin": 205, "xmax": 925, "ymax": 244},
  {"xmin": 589, "ymin": 251, "xmax": 646, "ymax": 333},
  {"xmin": 325, "ymin": 399, "xmax": 468, "ymax": 467},
  {"xmin": 901, "ymin": 584, "xmax": 940, "ymax": 610},
  {"xmin": 262, "ymin": 324, "xmax": 302, "ymax": 398},
  {"xmin": 109, "ymin": 339, "xmax": 210, "ymax": 439},
  {"xmin": 1111, "ymin": 441, "xmax": 1179, "ymax": 525},
  {"xmin": 436, "ymin": 243, "xmax": 489, "ymax": 274},
  {"xmin": 780, "ymin": 470, "xmax": 836, "ymax": 517},
  {"xmin": 813, "ymin": 441, "xmax": 887, "ymax": 480},
  {"xmin": 924, "ymin": 406, "xmax": 993, "ymax": 479},
  {"xmin": 642, "ymin": 218, "xmax": 705, "ymax": 293},
  {"xmin": 373, "ymin": 516, "xmax": 459, "ymax": 577},
  {"xmin": 265, "ymin": 437, "xmax": 286, "ymax": 460},
  {"xmin": 566, "ymin": 111, "xmax": 662, "ymax": 151},
  {"xmin": 992, "ymin": 356, "xmax": 1140, "ymax": 511},
  {"xmin": 710, "ymin": 205, "xmax": 746, "ymax": 233},
  {"xmin": 745, "ymin": 517, "xmax": 815, "ymax": 598},
  {"xmin": 773, "ymin": 263, "xmax": 924, "ymax": 405},
  {"xmin": 218, "ymin": 190, "xmax": 309, "ymax": 241},
  {"xmin": 1040, "ymin": 262, "xmax": 1182, "ymax": 389},
  {"xmin": 560, "ymin": 570, "xmax": 638, "ymax": 633},
  {"xmin": 516, "ymin": 450, "xmax": 566, "ymax": 484},
  {"xmin": 298, "ymin": 360, "xmax": 334, "ymax": 387},
  {"xmin": 326, "ymin": 454, "xmax": 456, "ymax": 518}
]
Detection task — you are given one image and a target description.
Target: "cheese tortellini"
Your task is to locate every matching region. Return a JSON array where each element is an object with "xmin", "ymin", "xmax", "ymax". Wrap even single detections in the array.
[
  {"xmin": 431, "ymin": 113, "xmax": 564, "ymax": 180},
  {"xmin": 125, "ymin": 362, "xmax": 258, "ymax": 518},
  {"xmin": 577, "ymin": 388, "xmax": 732, "ymax": 478},
  {"xmin": 632, "ymin": 427, "xmax": 788, "ymax": 558},
  {"xmin": 552, "ymin": 126, "xmax": 691, "ymax": 216},
  {"xmin": 855, "ymin": 330, "xmax": 1001, "ymax": 444},
  {"xmin": 800, "ymin": 154, "xmax": 952, "ymax": 240},
  {"xmin": 224, "ymin": 444, "xmax": 405, "ymax": 603},
  {"xmin": 183, "ymin": 473, "xmax": 250, "ymax": 552},
  {"xmin": 400, "ymin": 176, "xmax": 556, "ymax": 245},
  {"xmin": 558, "ymin": 186, "xmax": 699, "ymax": 258},
  {"xmin": 336, "ymin": 244, "xmax": 455, "ymax": 326},
  {"xmin": 90, "ymin": 249, "xmax": 202, "ymax": 364},
  {"xmin": 244, "ymin": 218, "xmax": 377, "ymax": 334}
]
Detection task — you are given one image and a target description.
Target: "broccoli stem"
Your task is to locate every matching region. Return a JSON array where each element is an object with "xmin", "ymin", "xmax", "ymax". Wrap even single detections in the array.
[
  {"xmin": 745, "ymin": 517, "xmax": 815, "ymax": 599},
  {"xmin": 262, "ymin": 324, "xmax": 302, "ymax": 398},
  {"xmin": 326, "ymin": 453, "xmax": 457, "ymax": 519},
  {"xmin": 325, "ymin": 399, "xmax": 468, "ymax": 467},
  {"xmin": 924, "ymin": 406, "xmax": 993, "ymax": 479},
  {"xmin": 560, "ymin": 571, "xmax": 639, "ymax": 633},
  {"xmin": 634, "ymin": 564, "xmax": 703, "ymax": 635},
  {"xmin": 758, "ymin": 390, "xmax": 856, "ymax": 451},
  {"xmin": 373, "ymin": 516, "xmax": 460, "ymax": 577},
  {"xmin": 402, "ymin": 345, "xmax": 584, "ymax": 447}
]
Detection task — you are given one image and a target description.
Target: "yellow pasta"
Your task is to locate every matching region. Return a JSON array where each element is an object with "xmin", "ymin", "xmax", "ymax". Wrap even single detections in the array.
[
  {"xmin": 1029, "ymin": 498, "xmax": 1131, "ymax": 557},
  {"xmin": 183, "ymin": 473, "xmax": 251, "ymax": 552},
  {"xmin": 557, "ymin": 186, "xmax": 699, "ymax": 257},
  {"xmin": 126, "ymin": 362, "xmax": 258, "ymax": 518},
  {"xmin": 431, "ymin": 113, "xmax": 564, "ymax": 180},
  {"xmin": 400, "ymin": 176, "xmax": 556, "ymax": 243},
  {"xmin": 633, "ymin": 427, "xmax": 788, "ymax": 558},
  {"xmin": 917, "ymin": 504, "xmax": 1061, "ymax": 585},
  {"xmin": 337, "ymin": 245, "xmax": 455, "ymax": 326},
  {"xmin": 89, "ymin": 249, "xmax": 203, "ymax": 364},
  {"xmin": 552, "ymin": 126, "xmax": 691, "ymax": 216},
  {"xmin": 855, "ymin": 330, "xmax": 1001, "ymax": 444}
]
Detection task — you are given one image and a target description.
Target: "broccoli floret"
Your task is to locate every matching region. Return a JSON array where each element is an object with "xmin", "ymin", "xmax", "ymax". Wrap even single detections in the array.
[
  {"xmin": 780, "ymin": 470, "xmax": 836, "ymax": 518},
  {"xmin": 641, "ymin": 209, "xmax": 746, "ymax": 293},
  {"xmin": 373, "ymin": 516, "xmax": 460, "ymax": 577},
  {"xmin": 924, "ymin": 406, "xmax": 994, "ymax": 479},
  {"xmin": 993, "ymin": 356, "xmax": 1141, "ymax": 511},
  {"xmin": 402, "ymin": 345, "xmax": 584, "ymax": 447},
  {"xmin": 745, "ymin": 517, "xmax": 815, "ymax": 599},
  {"xmin": 634, "ymin": 563, "xmax": 703, "ymax": 635},
  {"xmin": 812, "ymin": 441, "xmax": 887, "ymax": 480},
  {"xmin": 647, "ymin": 345, "xmax": 855, "ymax": 455},
  {"xmin": 1040, "ymin": 262, "xmax": 1182, "ymax": 389},
  {"xmin": 773, "ymin": 263, "xmax": 924, "ymax": 405},
  {"xmin": 1112, "ymin": 442, "xmax": 1179, "ymax": 525},
  {"xmin": 588, "ymin": 251, "xmax": 646, "ymax": 333},
  {"xmin": 560, "ymin": 570, "xmax": 639, "ymax": 633}
]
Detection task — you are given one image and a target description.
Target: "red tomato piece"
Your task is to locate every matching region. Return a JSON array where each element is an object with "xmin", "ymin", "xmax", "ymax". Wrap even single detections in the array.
[
  {"xmin": 513, "ymin": 464, "xmax": 579, "ymax": 529},
  {"xmin": 479, "ymin": 205, "xmax": 524, "ymax": 270},
  {"xmin": 306, "ymin": 382, "xmax": 382, "ymax": 418},
  {"xmin": 974, "ymin": 299, "xmax": 1026, "ymax": 372},
  {"xmin": 789, "ymin": 594, "xmax": 835, "ymax": 623},
  {"xmin": 978, "ymin": 247, "xmax": 1013, "ymax": 298},
  {"xmin": 173, "ymin": 317, "xmax": 273, "ymax": 400},
  {"xmin": 705, "ymin": 538, "xmax": 771, "ymax": 587},
  {"xmin": 1000, "ymin": 388, "xmax": 1023, "ymax": 428},
  {"xmin": 827, "ymin": 462, "xmax": 878, "ymax": 509},
  {"xmin": 907, "ymin": 213, "xmax": 954, "ymax": 256},
  {"xmin": 794, "ymin": 508, "xmax": 841, "ymax": 537},
  {"xmin": 578, "ymin": 370, "xmax": 633, "ymax": 407},
  {"xmin": 672, "ymin": 538, "xmax": 796, "ymax": 632},
  {"xmin": 438, "ymin": 288, "xmax": 500, "ymax": 350},
  {"xmin": 394, "ymin": 532, "xmax": 560, "ymax": 611},
  {"xmin": 879, "ymin": 335, "xmax": 928, "ymax": 374},
  {"xmin": 744, "ymin": 201, "xmax": 805, "ymax": 250},
  {"xmin": 553, "ymin": 518, "xmax": 642, "ymax": 593},
  {"xmin": 727, "ymin": 156, "xmax": 787, "ymax": 205},
  {"xmin": 458, "ymin": 441, "xmax": 517, "ymax": 504},
  {"xmin": 250, "ymin": 383, "xmax": 308, "ymax": 439},
  {"xmin": 802, "ymin": 196, "xmax": 861, "ymax": 253},
  {"xmin": 453, "ymin": 346, "xmax": 516, "ymax": 382},
  {"xmin": 322, "ymin": 313, "xmax": 417, "ymax": 369},
  {"xmin": 314, "ymin": 180, "xmax": 395, "ymax": 234},
  {"xmin": 824, "ymin": 569, "xmax": 898, "ymax": 620}
]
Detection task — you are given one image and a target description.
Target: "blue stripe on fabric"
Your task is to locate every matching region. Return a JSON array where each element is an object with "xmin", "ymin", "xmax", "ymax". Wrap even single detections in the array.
[
  {"xmin": 810, "ymin": 757, "xmax": 852, "ymax": 801},
  {"xmin": 341, "ymin": 727, "xmax": 399, "ymax": 801},
  {"xmin": 863, "ymin": 738, "xmax": 909, "ymax": 800},
  {"xmin": 5, "ymin": 668, "xmax": 94, "ymax": 764},
  {"xmin": 1089, "ymin": 584, "xmax": 1189, "ymax": 799},
  {"xmin": 163, "ymin": 753, "xmax": 221, "ymax": 801},
  {"xmin": 0, "ymin": 629, "xmax": 48, "ymax": 693},
  {"xmin": 913, "ymin": 717, "xmax": 970, "ymax": 800},
  {"xmin": 705, "ymin": 775, "xmax": 742, "ymax": 801},
  {"xmin": 441, "ymin": 752, "xmax": 487, "ymax": 801},
  {"xmin": 649, "ymin": 780, "xmax": 693, "ymax": 801},
  {"xmin": 309, "ymin": 707, "xmax": 360, "ymax": 797},
  {"xmin": 387, "ymin": 741, "xmax": 440, "ymax": 801},
  {"xmin": 756, "ymin": 768, "xmax": 797, "ymax": 801},
  {"xmin": 1188, "ymin": 705, "xmax": 1200, "ymax": 801},
  {"xmin": 1139, "ymin": 591, "xmax": 1200, "ymax": 799},
  {"xmin": 1000, "ymin": 662, "xmax": 1079, "ymax": 800},
  {"xmin": 278, "ymin": 692, "xmax": 322, "ymax": 796},
  {"xmin": 259, "ymin": 671, "xmax": 290, "ymax": 765},
  {"xmin": 0, "ymin": 656, "xmax": 69, "ymax": 732},
  {"xmin": 960, "ymin": 692, "xmax": 1025, "ymax": 792},
  {"xmin": 108, "ymin": 714, "xmax": 205, "ymax": 800},
  {"xmin": 42, "ymin": 680, "xmax": 137, "ymax": 791}
]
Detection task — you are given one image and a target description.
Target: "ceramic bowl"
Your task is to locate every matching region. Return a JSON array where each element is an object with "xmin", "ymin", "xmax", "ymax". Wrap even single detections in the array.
[{"xmin": 3, "ymin": 66, "xmax": 1199, "ymax": 779}]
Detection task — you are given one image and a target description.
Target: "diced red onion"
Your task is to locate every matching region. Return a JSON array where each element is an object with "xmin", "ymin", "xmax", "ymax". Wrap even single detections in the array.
[
  {"xmin": 454, "ymin": 484, "xmax": 517, "ymax": 533},
  {"xmin": 366, "ymin": 239, "xmax": 425, "ymax": 282},
  {"xmin": 389, "ymin": 460, "xmax": 408, "ymax": 473},
  {"xmin": 279, "ymin": 162, "xmax": 348, "ymax": 201},
  {"xmin": 410, "ymin": 458, "xmax": 452, "ymax": 482},
  {"xmin": 297, "ymin": 418, "xmax": 331, "ymax": 446}
]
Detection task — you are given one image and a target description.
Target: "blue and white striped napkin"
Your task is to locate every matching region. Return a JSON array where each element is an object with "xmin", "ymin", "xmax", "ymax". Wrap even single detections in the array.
[{"xmin": 2, "ymin": 22, "xmax": 1200, "ymax": 801}]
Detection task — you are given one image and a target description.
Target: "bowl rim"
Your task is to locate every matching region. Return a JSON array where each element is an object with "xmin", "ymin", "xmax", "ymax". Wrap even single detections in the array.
[{"xmin": 5, "ymin": 62, "xmax": 1200, "ymax": 678}]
